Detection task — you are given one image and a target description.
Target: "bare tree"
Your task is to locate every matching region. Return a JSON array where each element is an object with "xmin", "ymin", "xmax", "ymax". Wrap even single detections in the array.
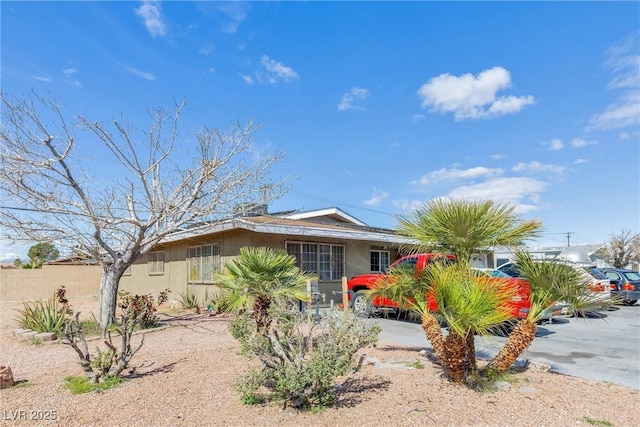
[
  {"xmin": 1, "ymin": 92, "xmax": 285, "ymax": 335},
  {"xmin": 605, "ymin": 229, "xmax": 640, "ymax": 269}
]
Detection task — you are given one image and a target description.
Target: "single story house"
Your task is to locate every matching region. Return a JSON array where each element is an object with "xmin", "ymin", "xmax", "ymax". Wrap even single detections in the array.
[{"xmin": 119, "ymin": 207, "xmax": 414, "ymax": 306}]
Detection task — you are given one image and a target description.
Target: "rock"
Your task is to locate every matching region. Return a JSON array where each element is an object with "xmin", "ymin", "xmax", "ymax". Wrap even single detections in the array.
[
  {"xmin": 34, "ymin": 332, "xmax": 57, "ymax": 342},
  {"xmin": 519, "ymin": 386, "xmax": 537, "ymax": 393},
  {"xmin": 20, "ymin": 331, "xmax": 38, "ymax": 341},
  {"xmin": 0, "ymin": 365, "xmax": 14, "ymax": 389},
  {"xmin": 494, "ymin": 381, "xmax": 511, "ymax": 390},
  {"xmin": 12, "ymin": 328, "xmax": 31, "ymax": 338}
]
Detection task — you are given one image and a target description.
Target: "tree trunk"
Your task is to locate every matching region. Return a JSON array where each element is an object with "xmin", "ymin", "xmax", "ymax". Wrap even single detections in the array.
[
  {"xmin": 420, "ymin": 312, "xmax": 445, "ymax": 363},
  {"xmin": 465, "ymin": 330, "xmax": 477, "ymax": 375},
  {"xmin": 486, "ymin": 319, "xmax": 537, "ymax": 373},
  {"xmin": 443, "ymin": 332, "xmax": 467, "ymax": 384},
  {"xmin": 98, "ymin": 264, "xmax": 122, "ymax": 337}
]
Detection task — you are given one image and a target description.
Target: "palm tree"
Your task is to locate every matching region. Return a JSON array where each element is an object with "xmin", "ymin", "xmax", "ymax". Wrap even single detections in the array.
[
  {"xmin": 392, "ymin": 199, "xmax": 542, "ymax": 382},
  {"xmin": 428, "ymin": 262, "xmax": 516, "ymax": 383},
  {"xmin": 396, "ymin": 199, "xmax": 543, "ymax": 266},
  {"xmin": 369, "ymin": 261, "xmax": 516, "ymax": 384},
  {"xmin": 214, "ymin": 247, "xmax": 313, "ymax": 334},
  {"xmin": 368, "ymin": 265, "xmax": 447, "ymax": 363},
  {"xmin": 487, "ymin": 252, "xmax": 605, "ymax": 373}
]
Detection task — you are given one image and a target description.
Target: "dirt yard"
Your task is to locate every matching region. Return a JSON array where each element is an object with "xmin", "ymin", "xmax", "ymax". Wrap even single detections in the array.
[{"xmin": 1, "ymin": 297, "xmax": 639, "ymax": 426}]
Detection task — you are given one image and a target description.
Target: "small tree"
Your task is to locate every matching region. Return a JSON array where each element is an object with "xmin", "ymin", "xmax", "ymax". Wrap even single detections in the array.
[
  {"xmin": 1, "ymin": 92, "xmax": 284, "ymax": 335},
  {"xmin": 605, "ymin": 229, "xmax": 640, "ymax": 269},
  {"xmin": 28, "ymin": 242, "xmax": 60, "ymax": 264}
]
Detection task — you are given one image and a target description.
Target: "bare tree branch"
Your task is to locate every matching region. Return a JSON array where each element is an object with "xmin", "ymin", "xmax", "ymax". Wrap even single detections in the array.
[{"xmin": 1, "ymin": 91, "xmax": 286, "ymax": 334}]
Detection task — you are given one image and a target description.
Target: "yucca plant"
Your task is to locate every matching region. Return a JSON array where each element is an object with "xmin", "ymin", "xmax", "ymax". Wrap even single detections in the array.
[
  {"xmin": 178, "ymin": 287, "xmax": 201, "ymax": 310},
  {"xmin": 17, "ymin": 294, "xmax": 71, "ymax": 334}
]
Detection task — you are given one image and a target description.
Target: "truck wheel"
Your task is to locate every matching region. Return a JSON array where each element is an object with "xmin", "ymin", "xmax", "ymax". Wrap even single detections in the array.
[{"xmin": 352, "ymin": 290, "xmax": 374, "ymax": 317}]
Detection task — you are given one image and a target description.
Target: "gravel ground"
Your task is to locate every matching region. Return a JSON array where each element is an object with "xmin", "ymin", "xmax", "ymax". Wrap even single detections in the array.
[{"xmin": 1, "ymin": 298, "xmax": 639, "ymax": 427}]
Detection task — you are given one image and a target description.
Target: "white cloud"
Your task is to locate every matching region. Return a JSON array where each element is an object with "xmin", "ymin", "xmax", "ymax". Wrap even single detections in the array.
[
  {"xmin": 416, "ymin": 66, "xmax": 535, "ymax": 120},
  {"xmin": 511, "ymin": 161, "xmax": 565, "ymax": 175},
  {"xmin": 260, "ymin": 55, "xmax": 299, "ymax": 83},
  {"xmin": 588, "ymin": 33, "xmax": 640, "ymax": 130},
  {"xmin": 570, "ymin": 138, "xmax": 596, "ymax": 148},
  {"xmin": 363, "ymin": 189, "xmax": 389, "ymax": 207},
  {"xmin": 240, "ymin": 74, "xmax": 254, "ymax": 85},
  {"xmin": 62, "ymin": 68, "xmax": 82, "ymax": 87},
  {"xmin": 411, "ymin": 114, "xmax": 426, "ymax": 122},
  {"xmin": 33, "ymin": 76, "xmax": 51, "ymax": 82},
  {"xmin": 490, "ymin": 153, "xmax": 506, "ymax": 160},
  {"xmin": 198, "ymin": 44, "xmax": 215, "ymax": 56},
  {"xmin": 217, "ymin": 1, "xmax": 250, "ymax": 34},
  {"xmin": 446, "ymin": 176, "xmax": 548, "ymax": 214},
  {"xmin": 135, "ymin": 1, "xmax": 166, "ymax": 38},
  {"xmin": 411, "ymin": 166, "xmax": 504, "ymax": 186},
  {"xmin": 125, "ymin": 66, "xmax": 156, "ymax": 81},
  {"xmin": 543, "ymin": 138, "xmax": 565, "ymax": 151},
  {"xmin": 574, "ymin": 158, "xmax": 589, "ymax": 164},
  {"xmin": 338, "ymin": 87, "xmax": 370, "ymax": 111}
]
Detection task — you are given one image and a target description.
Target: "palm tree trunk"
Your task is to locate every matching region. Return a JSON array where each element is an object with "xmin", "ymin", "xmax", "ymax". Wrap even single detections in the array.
[
  {"xmin": 421, "ymin": 312, "xmax": 445, "ymax": 362},
  {"xmin": 253, "ymin": 296, "xmax": 272, "ymax": 334},
  {"xmin": 465, "ymin": 330, "xmax": 476, "ymax": 375},
  {"xmin": 443, "ymin": 332, "xmax": 467, "ymax": 384},
  {"xmin": 487, "ymin": 319, "xmax": 537, "ymax": 373}
]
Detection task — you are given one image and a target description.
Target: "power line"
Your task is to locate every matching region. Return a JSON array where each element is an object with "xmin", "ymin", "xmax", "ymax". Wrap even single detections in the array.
[{"xmin": 564, "ymin": 231, "xmax": 575, "ymax": 246}]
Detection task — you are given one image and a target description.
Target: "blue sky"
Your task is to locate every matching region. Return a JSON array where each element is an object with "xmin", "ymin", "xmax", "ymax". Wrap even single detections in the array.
[{"xmin": 1, "ymin": 1, "xmax": 639, "ymax": 259}]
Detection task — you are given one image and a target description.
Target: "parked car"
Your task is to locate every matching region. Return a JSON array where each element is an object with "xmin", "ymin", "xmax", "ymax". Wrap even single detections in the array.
[
  {"xmin": 472, "ymin": 267, "xmax": 566, "ymax": 322},
  {"xmin": 601, "ymin": 268, "xmax": 640, "ymax": 306},
  {"xmin": 496, "ymin": 261, "xmax": 612, "ymax": 309},
  {"xmin": 347, "ymin": 253, "xmax": 546, "ymax": 322}
]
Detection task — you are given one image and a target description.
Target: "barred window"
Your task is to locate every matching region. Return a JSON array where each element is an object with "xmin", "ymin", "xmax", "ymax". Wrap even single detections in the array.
[
  {"xmin": 286, "ymin": 241, "xmax": 344, "ymax": 281},
  {"xmin": 187, "ymin": 244, "xmax": 220, "ymax": 284},
  {"xmin": 148, "ymin": 251, "xmax": 165, "ymax": 275},
  {"xmin": 370, "ymin": 250, "xmax": 390, "ymax": 273}
]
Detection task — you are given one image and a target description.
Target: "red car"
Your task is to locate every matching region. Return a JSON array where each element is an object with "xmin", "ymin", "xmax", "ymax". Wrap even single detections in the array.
[{"xmin": 347, "ymin": 253, "xmax": 532, "ymax": 320}]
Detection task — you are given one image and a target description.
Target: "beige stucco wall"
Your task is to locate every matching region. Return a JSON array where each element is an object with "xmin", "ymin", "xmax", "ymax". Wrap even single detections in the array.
[
  {"xmin": 0, "ymin": 264, "xmax": 101, "ymax": 301},
  {"xmin": 119, "ymin": 229, "xmax": 401, "ymax": 306}
]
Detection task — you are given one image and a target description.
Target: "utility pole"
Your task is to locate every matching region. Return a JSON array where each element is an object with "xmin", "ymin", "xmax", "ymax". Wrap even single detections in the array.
[{"xmin": 564, "ymin": 231, "xmax": 574, "ymax": 247}]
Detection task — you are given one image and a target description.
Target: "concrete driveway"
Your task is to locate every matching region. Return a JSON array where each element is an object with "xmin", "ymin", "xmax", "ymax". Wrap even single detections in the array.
[{"xmin": 372, "ymin": 304, "xmax": 640, "ymax": 390}]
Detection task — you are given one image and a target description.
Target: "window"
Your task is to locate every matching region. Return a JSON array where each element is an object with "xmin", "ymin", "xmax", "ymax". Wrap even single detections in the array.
[
  {"xmin": 286, "ymin": 241, "xmax": 344, "ymax": 281},
  {"xmin": 148, "ymin": 251, "xmax": 165, "ymax": 275},
  {"xmin": 187, "ymin": 244, "xmax": 220, "ymax": 284},
  {"xmin": 370, "ymin": 250, "xmax": 390, "ymax": 272}
]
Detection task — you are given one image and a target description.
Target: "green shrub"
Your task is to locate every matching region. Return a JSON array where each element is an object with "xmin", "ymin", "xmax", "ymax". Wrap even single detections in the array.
[
  {"xmin": 231, "ymin": 307, "xmax": 380, "ymax": 410},
  {"xmin": 117, "ymin": 289, "xmax": 169, "ymax": 329},
  {"xmin": 64, "ymin": 375, "xmax": 122, "ymax": 394},
  {"xmin": 16, "ymin": 287, "xmax": 72, "ymax": 335},
  {"xmin": 178, "ymin": 287, "xmax": 201, "ymax": 310}
]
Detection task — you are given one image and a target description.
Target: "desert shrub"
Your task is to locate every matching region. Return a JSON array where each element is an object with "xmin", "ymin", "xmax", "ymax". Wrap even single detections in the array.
[
  {"xmin": 231, "ymin": 307, "xmax": 380, "ymax": 410},
  {"xmin": 16, "ymin": 286, "xmax": 72, "ymax": 335},
  {"xmin": 178, "ymin": 287, "xmax": 201, "ymax": 310},
  {"xmin": 61, "ymin": 288, "xmax": 169, "ymax": 384},
  {"xmin": 117, "ymin": 288, "xmax": 169, "ymax": 329}
]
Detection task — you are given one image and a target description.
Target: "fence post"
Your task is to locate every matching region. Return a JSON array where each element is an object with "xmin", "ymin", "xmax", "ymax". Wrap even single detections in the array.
[{"xmin": 341, "ymin": 276, "xmax": 349, "ymax": 318}]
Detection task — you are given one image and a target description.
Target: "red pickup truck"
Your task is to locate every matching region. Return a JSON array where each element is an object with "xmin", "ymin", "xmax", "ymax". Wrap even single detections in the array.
[{"xmin": 347, "ymin": 253, "xmax": 533, "ymax": 320}]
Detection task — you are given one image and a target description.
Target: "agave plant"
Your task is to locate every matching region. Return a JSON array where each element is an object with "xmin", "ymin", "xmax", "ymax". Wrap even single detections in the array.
[{"xmin": 17, "ymin": 294, "xmax": 71, "ymax": 334}]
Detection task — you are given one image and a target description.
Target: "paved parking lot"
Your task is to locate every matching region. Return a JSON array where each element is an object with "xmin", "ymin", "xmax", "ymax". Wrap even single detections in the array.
[{"xmin": 373, "ymin": 304, "xmax": 640, "ymax": 390}]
